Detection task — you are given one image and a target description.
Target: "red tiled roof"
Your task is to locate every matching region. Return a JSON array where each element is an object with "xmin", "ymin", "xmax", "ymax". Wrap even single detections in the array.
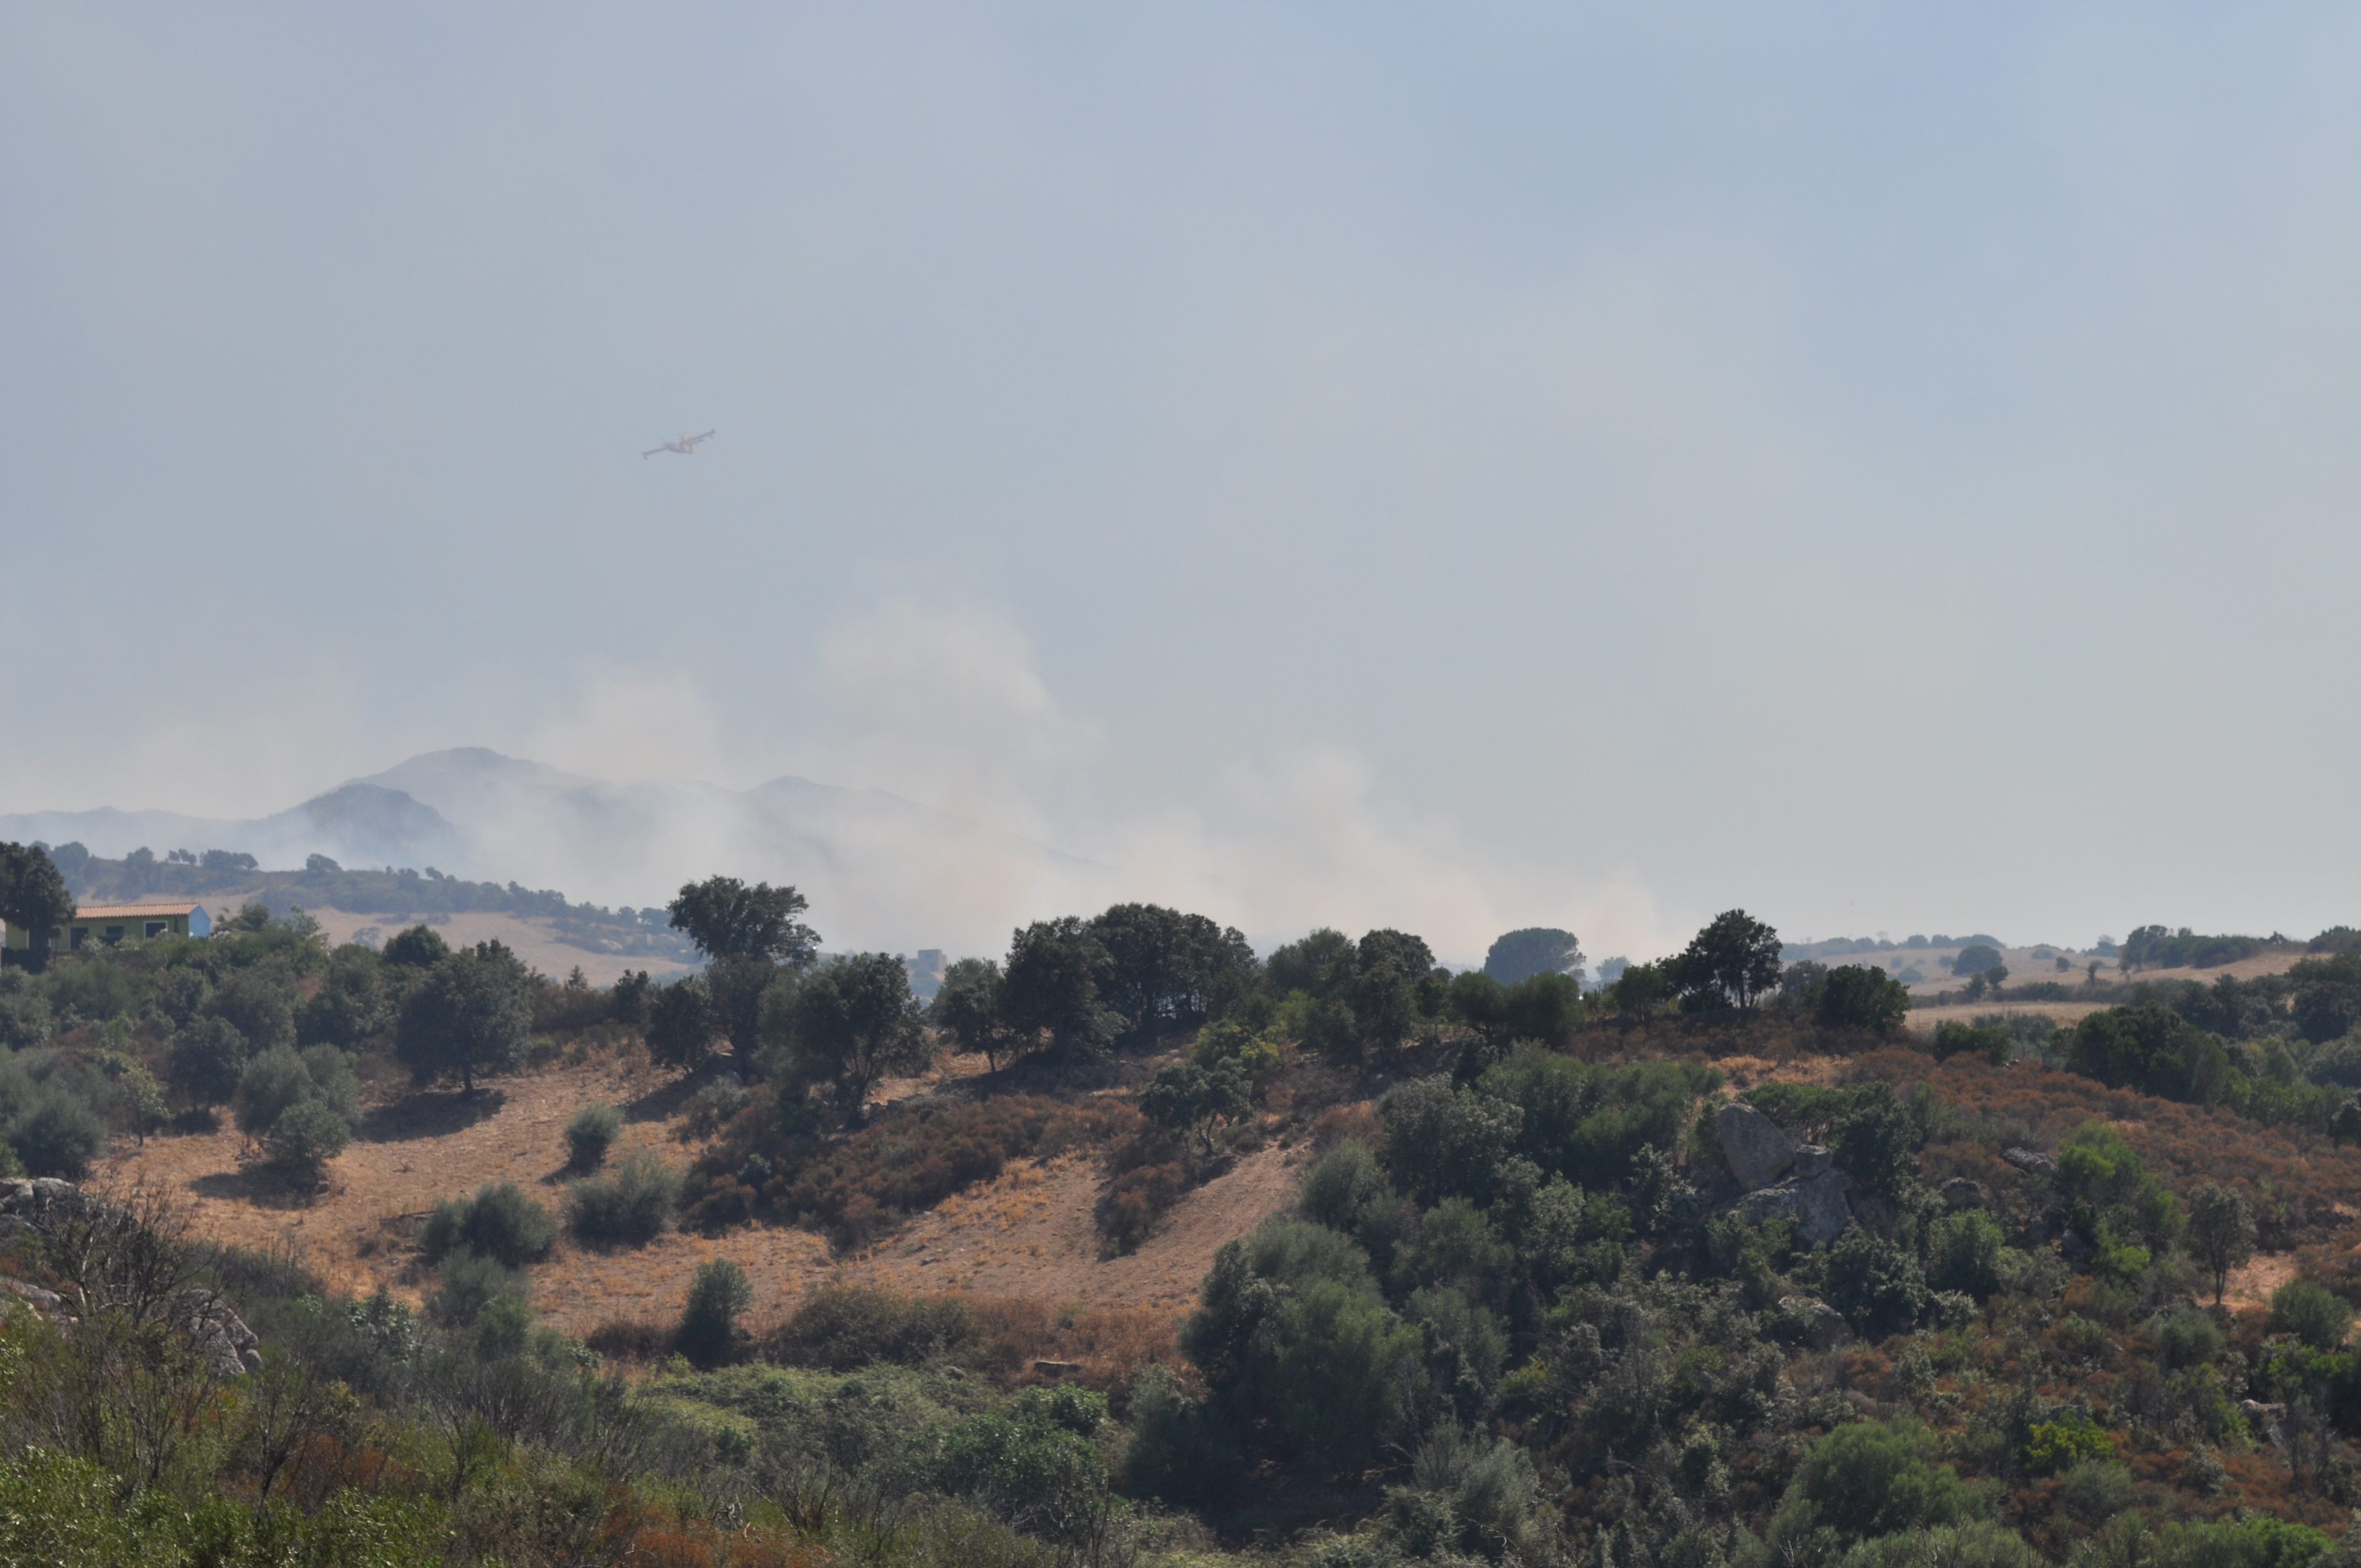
[{"xmin": 66, "ymin": 903, "xmax": 204, "ymax": 921}]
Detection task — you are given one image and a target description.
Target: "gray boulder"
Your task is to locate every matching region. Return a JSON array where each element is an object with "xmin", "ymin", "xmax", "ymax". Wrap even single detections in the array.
[
  {"xmin": 1717, "ymin": 1102, "xmax": 1800, "ymax": 1190},
  {"xmin": 2002, "ymin": 1147, "xmax": 2057, "ymax": 1177},
  {"xmin": 1793, "ymin": 1145, "xmax": 1834, "ymax": 1178},
  {"xmin": 1731, "ymin": 1169, "xmax": 1853, "ymax": 1245},
  {"xmin": 1940, "ymin": 1178, "xmax": 1990, "ymax": 1210},
  {"xmin": 1779, "ymin": 1295, "xmax": 1854, "ymax": 1349},
  {"xmin": 0, "ymin": 1275, "xmax": 66, "ymax": 1315},
  {"xmin": 170, "ymin": 1289, "xmax": 260, "ymax": 1378}
]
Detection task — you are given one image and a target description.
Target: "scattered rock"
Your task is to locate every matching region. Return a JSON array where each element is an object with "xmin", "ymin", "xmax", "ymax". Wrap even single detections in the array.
[
  {"xmin": 1940, "ymin": 1178, "xmax": 1990, "ymax": 1211},
  {"xmin": 2002, "ymin": 1147, "xmax": 2057, "ymax": 1177},
  {"xmin": 1731, "ymin": 1169, "xmax": 1853, "ymax": 1245},
  {"xmin": 171, "ymin": 1289, "xmax": 261, "ymax": 1379},
  {"xmin": 943, "ymin": 1365, "xmax": 965, "ymax": 1380},
  {"xmin": 1792, "ymin": 1145, "xmax": 1834, "ymax": 1179},
  {"xmin": 1779, "ymin": 1295, "xmax": 1854, "ymax": 1350},
  {"xmin": 1033, "ymin": 1359, "xmax": 1080, "ymax": 1377},
  {"xmin": 2239, "ymin": 1399, "xmax": 2287, "ymax": 1445},
  {"xmin": 1716, "ymin": 1103, "xmax": 1800, "ymax": 1191},
  {"xmin": 0, "ymin": 1275, "xmax": 64, "ymax": 1314}
]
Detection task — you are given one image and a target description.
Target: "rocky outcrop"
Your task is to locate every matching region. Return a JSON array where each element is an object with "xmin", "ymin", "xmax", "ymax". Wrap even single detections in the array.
[
  {"xmin": 1792, "ymin": 1145, "xmax": 1834, "ymax": 1178},
  {"xmin": 1716, "ymin": 1103, "xmax": 1800, "ymax": 1190},
  {"xmin": 1779, "ymin": 1295, "xmax": 1854, "ymax": 1349},
  {"xmin": 171, "ymin": 1289, "xmax": 262, "ymax": 1378},
  {"xmin": 0, "ymin": 1179, "xmax": 257, "ymax": 1377},
  {"xmin": 1731, "ymin": 1169, "xmax": 1853, "ymax": 1245},
  {"xmin": 0, "ymin": 1177, "xmax": 97, "ymax": 1241},
  {"xmin": 0, "ymin": 1275, "xmax": 66, "ymax": 1315},
  {"xmin": 1940, "ymin": 1178, "xmax": 1990, "ymax": 1210},
  {"xmin": 2002, "ymin": 1147, "xmax": 2057, "ymax": 1177}
]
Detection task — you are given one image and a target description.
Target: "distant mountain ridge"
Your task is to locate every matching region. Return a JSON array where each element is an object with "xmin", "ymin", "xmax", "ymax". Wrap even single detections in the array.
[
  {"xmin": 0, "ymin": 747, "xmax": 1115, "ymax": 952},
  {"xmin": 0, "ymin": 781, "xmax": 467, "ymax": 875}
]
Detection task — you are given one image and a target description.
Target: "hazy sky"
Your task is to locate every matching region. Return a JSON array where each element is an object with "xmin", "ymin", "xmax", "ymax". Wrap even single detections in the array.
[{"xmin": 7, "ymin": 5, "xmax": 2361, "ymax": 961}]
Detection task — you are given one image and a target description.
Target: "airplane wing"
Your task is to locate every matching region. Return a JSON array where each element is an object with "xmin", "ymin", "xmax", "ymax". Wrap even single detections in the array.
[
  {"xmin": 695, "ymin": 430, "xmax": 716, "ymax": 441},
  {"xmin": 643, "ymin": 448, "xmax": 662, "ymax": 458}
]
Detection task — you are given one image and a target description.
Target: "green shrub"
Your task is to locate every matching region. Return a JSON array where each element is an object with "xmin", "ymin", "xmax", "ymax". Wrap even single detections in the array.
[
  {"xmin": 1772, "ymin": 1418, "xmax": 1977, "ymax": 1545},
  {"xmin": 234, "ymin": 1043, "xmax": 315, "ymax": 1137},
  {"xmin": 423, "ymin": 1180, "xmax": 558, "ymax": 1267},
  {"xmin": 263, "ymin": 1098, "xmax": 351, "ymax": 1180},
  {"xmin": 1835, "ymin": 1522, "xmax": 2039, "ymax": 1568},
  {"xmin": 1822, "ymin": 1227, "xmax": 1929, "ymax": 1338},
  {"xmin": 2154, "ymin": 1516, "xmax": 2332, "ymax": 1568},
  {"xmin": 565, "ymin": 1148, "xmax": 677, "ymax": 1247},
  {"xmin": 763, "ymin": 1285, "xmax": 978, "ymax": 1370},
  {"xmin": 46, "ymin": 959, "xmax": 145, "ymax": 1024},
  {"xmin": 167, "ymin": 1016, "xmax": 250, "ymax": 1107},
  {"xmin": 0, "ymin": 985, "xmax": 52, "ymax": 1052},
  {"xmin": 2056, "ymin": 1459, "xmax": 2135, "ymax": 1528},
  {"xmin": 564, "ymin": 1101, "xmax": 622, "ymax": 1171},
  {"xmin": 0, "ymin": 1446, "xmax": 142, "ymax": 1566},
  {"xmin": 1932, "ymin": 1021, "xmax": 2010, "ymax": 1065},
  {"xmin": 2023, "ymin": 1413, "xmax": 2115, "ymax": 1474},
  {"xmin": 2150, "ymin": 1306, "xmax": 2224, "ymax": 1368},
  {"xmin": 1119, "ymin": 1365, "xmax": 1243, "ymax": 1504},
  {"xmin": 2271, "ymin": 1279, "xmax": 2353, "ymax": 1351},
  {"xmin": 899, "ymin": 1389, "xmax": 1119, "ymax": 1547},
  {"xmin": 678, "ymin": 1257, "xmax": 753, "ymax": 1368},
  {"xmin": 1395, "ymin": 1418, "xmax": 1542, "ymax": 1562},
  {"xmin": 1925, "ymin": 1210, "xmax": 2005, "ymax": 1300},
  {"xmin": 430, "ymin": 1251, "xmax": 527, "ymax": 1327},
  {"xmin": 8, "ymin": 1086, "xmax": 106, "ymax": 1180},
  {"xmin": 1818, "ymin": 965, "xmax": 1911, "ymax": 1032}
]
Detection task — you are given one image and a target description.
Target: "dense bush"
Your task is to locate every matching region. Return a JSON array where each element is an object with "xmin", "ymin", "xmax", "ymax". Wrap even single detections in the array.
[
  {"xmin": 7, "ymin": 1085, "xmax": 106, "ymax": 1179},
  {"xmin": 423, "ymin": 1180, "xmax": 559, "ymax": 1267},
  {"xmin": 677, "ymin": 1257, "xmax": 753, "ymax": 1368},
  {"xmin": 166, "ymin": 1015, "xmax": 250, "ymax": 1106},
  {"xmin": 2272, "ymin": 1279, "xmax": 2354, "ymax": 1352},
  {"xmin": 1932, "ymin": 1019, "xmax": 2010, "ymax": 1064},
  {"xmin": 565, "ymin": 1148, "xmax": 678, "ymax": 1247},
  {"xmin": 428, "ymin": 1250, "xmax": 529, "ymax": 1326},
  {"xmin": 263, "ymin": 1096, "xmax": 351, "ymax": 1179},
  {"xmin": 1771, "ymin": 1418, "xmax": 1976, "ymax": 1544},
  {"xmin": 564, "ymin": 1101, "xmax": 622, "ymax": 1171},
  {"xmin": 761, "ymin": 1285, "xmax": 980, "ymax": 1370}
]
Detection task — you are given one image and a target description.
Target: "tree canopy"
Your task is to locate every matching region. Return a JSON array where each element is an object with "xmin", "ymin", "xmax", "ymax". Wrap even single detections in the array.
[
  {"xmin": 790, "ymin": 952, "xmax": 931, "ymax": 1123},
  {"xmin": 666, "ymin": 876, "xmax": 819, "ymax": 966},
  {"xmin": 1086, "ymin": 903, "xmax": 1256, "ymax": 1040},
  {"xmin": 395, "ymin": 939, "xmax": 535, "ymax": 1094},
  {"xmin": 0, "ymin": 842, "xmax": 74, "ymax": 948},
  {"xmin": 1666, "ymin": 910, "xmax": 1782, "ymax": 1012},
  {"xmin": 1482, "ymin": 927, "xmax": 1584, "ymax": 985},
  {"xmin": 1000, "ymin": 917, "xmax": 1121, "ymax": 1057}
]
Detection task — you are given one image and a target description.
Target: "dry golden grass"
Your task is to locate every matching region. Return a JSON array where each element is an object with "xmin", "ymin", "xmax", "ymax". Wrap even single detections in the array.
[{"xmin": 101, "ymin": 1048, "xmax": 1305, "ymax": 1340}]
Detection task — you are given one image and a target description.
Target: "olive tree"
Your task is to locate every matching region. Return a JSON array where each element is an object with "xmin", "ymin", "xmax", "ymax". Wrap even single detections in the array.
[
  {"xmin": 789, "ymin": 952, "xmax": 931, "ymax": 1124},
  {"xmin": 396, "ymin": 940, "xmax": 534, "ymax": 1094}
]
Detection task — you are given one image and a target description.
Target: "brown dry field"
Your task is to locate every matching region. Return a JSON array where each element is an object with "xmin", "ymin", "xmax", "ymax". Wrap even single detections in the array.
[
  {"xmin": 1902, "ymin": 944, "xmax": 2320, "ymax": 1033},
  {"xmin": 100, "ymin": 1049, "xmax": 1308, "ymax": 1343},
  {"xmin": 294, "ymin": 903, "xmax": 689, "ymax": 988}
]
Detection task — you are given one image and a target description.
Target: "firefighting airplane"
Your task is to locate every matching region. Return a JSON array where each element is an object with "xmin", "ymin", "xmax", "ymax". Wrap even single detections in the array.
[{"xmin": 642, "ymin": 429, "xmax": 716, "ymax": 459}]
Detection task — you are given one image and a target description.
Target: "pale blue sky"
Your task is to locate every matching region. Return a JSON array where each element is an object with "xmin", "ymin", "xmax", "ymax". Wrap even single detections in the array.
[{"xmin": 6, "ymin": 4, "xmax": 2359, "ymax": 957}]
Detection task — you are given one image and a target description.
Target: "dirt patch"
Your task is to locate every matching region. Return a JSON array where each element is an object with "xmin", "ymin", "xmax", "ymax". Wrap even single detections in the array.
[
  {"xmin": 1906, "ymin": 1002, "xmax": 2107, "ymax": 1032},
  {"xmin": 1715, "ymin": 1054, "xmax": 1852, "ymax": 1091},
  {"xmin": 2218, "ymin": 1251, "xmax": 2299, "ymax": 1313}
]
